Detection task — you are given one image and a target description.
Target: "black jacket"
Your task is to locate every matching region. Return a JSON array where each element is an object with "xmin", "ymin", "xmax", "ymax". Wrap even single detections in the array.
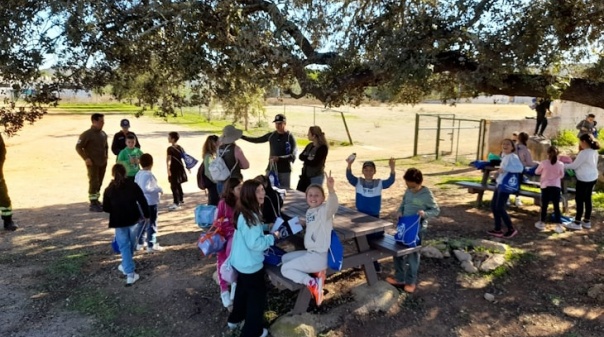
[
  {"xmin": 103, "ymin": 180, "xmax": 149, "ymax": 228},
  {"xmin": 111, "ymin": 131, "xmax": 141, "ymax": 156}
]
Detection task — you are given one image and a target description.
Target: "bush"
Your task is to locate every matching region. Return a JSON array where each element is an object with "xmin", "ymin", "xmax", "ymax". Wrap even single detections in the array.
[{"xmin": 551, "ymin": 130, "xmax": 577, "ymax": 146}]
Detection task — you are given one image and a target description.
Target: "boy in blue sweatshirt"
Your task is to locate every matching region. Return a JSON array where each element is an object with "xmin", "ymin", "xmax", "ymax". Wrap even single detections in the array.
[{"xmin": 346, "ymin": 156, "xmax": 395, "ymax": 272}]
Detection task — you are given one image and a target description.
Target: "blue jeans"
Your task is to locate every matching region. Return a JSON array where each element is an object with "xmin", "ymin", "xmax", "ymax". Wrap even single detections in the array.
[
  {"xmin": 491, "ymin": 189, "xmax": 512, "ymax": 231},
  {"xmin": 137, "ymin": 205, "xmax": 158, "ymax": 248},
  {"xmin": 115, "ymin": 223, "xmax": 140, "ymax": 274},
  {"xmin": 309, "ymin": 175, "xmax": 324, "ymax": 186}
]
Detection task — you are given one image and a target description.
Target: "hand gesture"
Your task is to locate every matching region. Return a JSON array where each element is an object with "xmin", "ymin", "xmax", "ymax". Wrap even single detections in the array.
[
  {"xmin": 417, "ymin": 210, "xmax": 425, "ymax": 218},
  {"xmin": 326, "ymin": 170, "xmax": 335, "ymax": 192},
  {"xmin": 346, "ymin": 156, "xmax": 356, "ymax": 164},
  {"xmin": 389, "ymin": 157, "xmax": 396, "ymax": 171}
]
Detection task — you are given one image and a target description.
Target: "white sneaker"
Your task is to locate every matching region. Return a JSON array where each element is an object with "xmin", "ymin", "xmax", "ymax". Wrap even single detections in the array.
[
  {"xmin": 221, "ymin": 291, "xmax": 232, "ymax": 308},
  {"xmin": 146, "ymin": 244, "xmax": 164, "ymax": 253},
  {"xmin": 168, "ymin": 203, "xmax": 180, "ymax": 211},
  {"xmin": 126, "ymin": 273, "xmax": 140, "ymax": 286},
  {"xmin": 117, "ymin": 264, "xmax": 126, "ymax": 275},
  {"xmin": 515, "ymin": 198, "xmax": 523, "ymax": 206},
  {"xmin": 136, "ymin": 244, "xmax": 144, "ymax": 251},
  {"xmin": 582, "ymin": 221, "xmax": 592, "ymax": 229},
  {"xmin": 554, "ymin": 225, "xmax": 565, "ymax": 234},
  {"xmin": 562, "ymin": 221, "xmax": 582, "ymax": 230},
  {"xmin": 259, "ymin": 328, "xmax": 269, "ymax": 337},
  {"xmin": 230, "ymin": 282, "xmax": 237, "ymax": 301},
  {"xmin": 506, "ymin": 199, "xmax": 511, "ymax": 206},
  {"xmin": 227, "ymin": 322, "xmax": 241, "ymax": 330},
  {"xmin": 534, "ymin": 221, "xmax": 545, "ymax": 231}
]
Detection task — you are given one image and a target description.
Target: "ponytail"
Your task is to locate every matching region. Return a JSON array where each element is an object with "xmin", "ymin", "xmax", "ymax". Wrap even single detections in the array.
[
  {"xmin": 548, "ymin": 146, "xmax": 559, "ymax": 165},
  {"xmin": 579, "ymin": 133, "xmax": 601, "ymax": 150},
  {"xmin": 110, "ymin": 164, "xmax": 127, "ymax": 188}
]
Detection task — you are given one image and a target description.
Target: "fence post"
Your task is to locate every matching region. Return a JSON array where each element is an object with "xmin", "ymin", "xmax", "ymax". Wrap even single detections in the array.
[
  {"xmin": 413, "ymin": 113, "xmax": 420, "ymax": 157},
  {"xmin": 435, "ymin": 117, "xmax": 442, "ymax": 159},
  {"xmin": 313, "ymin": 107, "xmax": 316, "ymax": 125},
  {"xmin": 340, "ymin": 110, "xmax": 353, "ymax": 145}
]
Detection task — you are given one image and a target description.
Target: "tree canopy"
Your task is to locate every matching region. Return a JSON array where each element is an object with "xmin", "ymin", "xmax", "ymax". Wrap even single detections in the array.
[{"xmin": 2, "ymin": 0, "xmax": 604, "ymax": 109}]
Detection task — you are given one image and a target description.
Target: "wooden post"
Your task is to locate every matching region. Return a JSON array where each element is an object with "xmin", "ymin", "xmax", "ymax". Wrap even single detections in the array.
[{"xmin": 340, "ymin": 110, "xmax": 353, "ymax": 145}]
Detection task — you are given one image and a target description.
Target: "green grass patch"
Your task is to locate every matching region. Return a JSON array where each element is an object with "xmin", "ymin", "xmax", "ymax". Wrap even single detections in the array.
[
  {"xmin": 592, "ymin": 192, "xmax": 604, "ymax": 210},
  {"xmin": 488, "ymin": 248, "xmax": 536, "ymax": 279},
  {"xmin": 50, "ymin": 103, "xmax": 141, "ymax": 114},
  {"xmin": 47, "ymin": 253, "xmax": 88, "ymax": 279},
  {"xmin": 70, "ymin": 289, "xmax": 118, "ymax": 321},
  {"xmin": 551, "ymin": 129, "xmax": 578, "ymax": 147},
  {"xmin": 437, "ymin": 176, "xmax": 481, "ymax": 185}
]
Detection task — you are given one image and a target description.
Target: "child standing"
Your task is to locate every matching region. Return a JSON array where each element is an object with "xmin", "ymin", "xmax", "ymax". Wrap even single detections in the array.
[
  {"xmin": 534, "ymin": 146, "xmax": 565, "ymax": 233},
  {"xmin": 281, "ymin": 173, "xmax": 338, "ymax": 306},
  {"xmin": 201, "ymin": 135, "xmax": 220, "ymax": 206},
  {"xmin": 134, "ymin": 153, "xmax": 164, "ymax": 252},
  {"xmin": 117, "ymin": 134, "xmax": 144, "ymax": 181},
  {"xmin": 512, "ymin": 132, "xmax": 538, "ymax": 207},
  {"xmin": 166, "ymin": 131, "xmax": 188, "ymax": 210},
  {"xmin": 487, "ymin": 139, "xmax": 525, "ymax": 239},
  {"xmin": 385, "ymin": 168, "xmax": 439, "ymax": 293},
  {"xmin": 102, "ymin": 164, "xmax": 149, "ymax": 286},
  {"xmin": 215, "ymin": 178, "xmax": 242, "ymax": 308},
  {"xmin": 227, "ymin": 180, "xmax": 279, "ymax": 337},
  {"xmin": 563, "ymin": 133, "xmax": 600, "ymax": 230},
  {"xmin": 576, "ymin": 114, "xmax": 597, "ymax": 139},
  {"xmin": 346, "ymin": 156, "xmax": 395, "ymax": 272}
]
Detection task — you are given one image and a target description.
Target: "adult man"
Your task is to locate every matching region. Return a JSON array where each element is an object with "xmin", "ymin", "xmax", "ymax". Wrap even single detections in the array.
[
  {"xmin": 240, "ymin": 114, "xmax": 297, "ymax": 188},
  {"xmin": 111, "ymin": 119, "xmax": 141, "ymax": 156},
  {"xmin": 0, "ymin": 134, "xmax": 18, "ymax": 230},
  {"xmin": 76, "ymin": 113, "xmax": 108, "ymax": 212},
  {"xmin": 534, "ymin": 98, "xmax": 552, "ymax": 138}
]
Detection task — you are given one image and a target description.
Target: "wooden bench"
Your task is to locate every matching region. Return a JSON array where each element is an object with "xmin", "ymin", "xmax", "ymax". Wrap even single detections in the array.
[{"xmin": 369, "ymin": 234, "xmax": 422, "ymax": 257}]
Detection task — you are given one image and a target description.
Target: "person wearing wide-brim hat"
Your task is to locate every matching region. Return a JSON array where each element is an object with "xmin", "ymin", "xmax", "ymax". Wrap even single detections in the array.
[
  {"xmin": 240, "ymin": 114, "xmax": 297, "ymax": 189},
  {"xmin": 216, "ymin": 125, "xmax": 250, "ymax": 193}
]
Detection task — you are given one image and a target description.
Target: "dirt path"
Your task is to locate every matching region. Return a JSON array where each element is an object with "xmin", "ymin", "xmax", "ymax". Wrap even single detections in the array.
[{"xmin": 0, "ymin": 109, "xmax": 603, "ymax": 337}]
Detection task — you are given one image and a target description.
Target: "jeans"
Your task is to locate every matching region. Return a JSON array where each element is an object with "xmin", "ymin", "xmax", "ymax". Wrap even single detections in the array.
[
  {"xmin": 491, "ymin": 189, "xmax": 513, "ymax": 231},
  {"xmin": 575, "ymin": 179, "xmax": 596, "ymax": 221},
  {"xmin": 277, "ymin": 172, "xmax": 291, "ymax": 189},
  {"xmin": 115, "ymin": 223, "xmax": 140, "ymax": 274},
  {"xmin": 540, "ymin": 187, "xmax": 561, "ymax": 222},
  {"xmin": 137, "ymin": 205, "xmax": 158, "ymax": 247},
  {"xmin": 309, "ymin": 175, "xmax": 325, "ymax": 186},
  {"xmin": 228, "ymin": 268, "xmax": 267, "ymax": 337},
  {"xmin": 206, "ymin": 181, "xmax": 220, "ymax": 206}
]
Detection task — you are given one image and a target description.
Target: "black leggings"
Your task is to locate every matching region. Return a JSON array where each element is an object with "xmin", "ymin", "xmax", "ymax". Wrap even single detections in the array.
[
  {"xmin": 540, "ymin": 187, "xmax": 561, "ymax": 222},
  {"xmin": 170, "ymin": 182, "xmax": 183, "ymax": 204},
  {"xmin": 575, "ymin": 179, "xmax": 596, "ymax": 222}
]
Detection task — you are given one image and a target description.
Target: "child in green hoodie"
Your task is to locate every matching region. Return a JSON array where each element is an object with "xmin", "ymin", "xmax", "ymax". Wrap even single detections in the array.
[
  {"xmin": 385, "ymin": 168, "xmax": 439, "ymax": 293},
  {"xmin": 117, "ymin": 134, "xmax": 143, "ymax": 181}
]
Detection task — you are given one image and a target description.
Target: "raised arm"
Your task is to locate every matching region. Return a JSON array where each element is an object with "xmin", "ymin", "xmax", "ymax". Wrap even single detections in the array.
[
  {"xmin": 382, "ymin": 158, "xmax": 396, "ymax": 189},
  {"xmin": 240, "ymin": 132, "xmax": 271, "ymax": 144}
]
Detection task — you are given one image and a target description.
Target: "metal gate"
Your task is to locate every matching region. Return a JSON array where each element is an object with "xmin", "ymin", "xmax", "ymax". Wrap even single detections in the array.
[{"xmin": 413, "ymin": 113, "xmax": 486, "ymax": 162}]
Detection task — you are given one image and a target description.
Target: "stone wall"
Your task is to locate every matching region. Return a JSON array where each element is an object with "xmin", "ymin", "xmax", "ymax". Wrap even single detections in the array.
[{"xmin": 483, "ymin": 117, "xmax": 560, "ymax": 159}]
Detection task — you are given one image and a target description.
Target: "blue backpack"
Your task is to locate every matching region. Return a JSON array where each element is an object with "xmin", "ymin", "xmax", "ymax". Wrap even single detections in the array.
[
  {"xmin": 327, "ymin": 230, "xmax": 344, "ymax": 271},
  {"xmin": 195, "ymin": 204, "xmax": 216, "ymax": 228},
  {"xmin": 394, "ymin": 214, "xmax": 422, "ymax": 247}
]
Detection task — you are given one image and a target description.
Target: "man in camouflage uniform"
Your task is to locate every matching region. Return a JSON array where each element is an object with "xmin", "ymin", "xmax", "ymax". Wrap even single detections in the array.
[
  {"xmin": 75, "ymin": 113, "xmax": 108, "ymax": 212},
  {"xmin": 0, "ymin": 133, "xmax": 18, "ymax": 231}
]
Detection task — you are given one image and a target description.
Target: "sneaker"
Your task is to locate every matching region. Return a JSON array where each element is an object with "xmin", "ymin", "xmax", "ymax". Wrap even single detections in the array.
[
  {"xmin": 515, "ymin": 198, "xmax": 523, "ymax": 206},
  {"xmin": 168, "ymin": 203, "xmax": 180, "ymax": 211},
  {"xmin": 403, "ymin": 284, "xmax": 416, "ymax": 293},
  {"xmin": 220, "ymin": 291, "xmax": 232, "ymax": 308},
  {"xmin": 562, "ymin": 221, "xmax": 582, "ymax": 230},
  {"xmin": 3, "ymin": 221, "xmax": 18, "ymax": 231},
  {"xmin": 307, "ymin": 276, "xmax": 324, "ymax": 306},
  {"xmin": 227, "ymin": 322, "xmax": 241, "ymax": 330},
  {"xmin": 230, "ymin": 282, "xmax": 237, "ymax": 301},
  {"xmin": 117, "ymin": 264, "xmax": 127, "ymax": 275},
  {"xmin": 126, "ymin": 273, "xmax": 140, "ymax": 286},
  {"xmin": 385, "ymin": 276, "xmax": 405, "ymax": 288},
  {"xmin": 554, "ymin": 224, "xmax": 565, "ymax": 234},
  {"xmin": 582, "ymin": 220, "xmax": 592, "ymax": 229},
  {"xmin": 146, "ymin": 244, "xmax": 164, "ymax": 253},
  {"xmin": 89, "ymin": 203, "xmax": 103, "ymax": 212},
  {"xmin": 534, "ymin": 221, "xmax": 546, "ymax": 231},
  {"xmin": 136, "ymin": 244, "xmax": 144, "ymax": 251},
  {"xmin": 487, "ymin": 229, "xmax": 504, "ymax": 237},
  {"xmin": 502, "ymin": 229, "xmax": 518, "ymax": 238},
  {"xmin": 506, "ymin": 199, "xmax": 511, "ymax": 206},
  {"xmin": 259, "ymin": 328, "xmax": 269, "ymax": 337}
]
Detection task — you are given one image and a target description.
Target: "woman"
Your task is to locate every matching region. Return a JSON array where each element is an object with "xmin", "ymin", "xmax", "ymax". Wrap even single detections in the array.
[
  {"xmin": 297, "ymin": 126, "xmax": 329, "ymax": 192},
  {"xmin": 201, "ymin": 135, "xmax": 220, "ymax": 206},
  {"xmin": 487, "ymin": 139, "xmax": 524, "ymax": 239},
  {"xmin": 563, "ymin": 133, "xmax": 600, "ymax": 230},
  {"xmin": 217, "ymin": 125, "xmax": 250, "ymax": 194}
]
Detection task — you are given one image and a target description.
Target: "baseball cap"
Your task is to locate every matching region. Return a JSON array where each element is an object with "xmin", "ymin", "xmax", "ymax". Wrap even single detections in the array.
[
  {"xmin": 362, "ymin": 161, "xmax": 376, "ymax": 169},
  {"xmin": 272, "ymin": 114, "xmax": 286, "ymax": 123},
  {"xmin": 120, "ymin": 119, "xmax": 130, "ymax": 128}
]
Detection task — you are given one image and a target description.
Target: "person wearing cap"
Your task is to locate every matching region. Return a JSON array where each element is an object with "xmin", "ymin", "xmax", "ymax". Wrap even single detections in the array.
[
  {"xmin": 240, "ymin": 114, "xmax": 297, "ymax": 189},
  {"xmin": 75, "ymin": 113, "xmax": 108, "ymax": 212},
  {"xmin": 346, "ymin": 156, "xmax": 396, "ymax": 272},
  {"xmin": 217, "ymin": 125, "xmax": 250, "ymax": 193},
  {"xmin": 111, "ymin": 119, "xmax": 141, "ymax": 156}
]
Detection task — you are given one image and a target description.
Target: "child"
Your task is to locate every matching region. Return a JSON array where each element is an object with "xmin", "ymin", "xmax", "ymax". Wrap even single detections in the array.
[
  {"xmin": 563, "ymin": 133, "xmax": 600, "ymax": 230},
  {"xmin": 512, "ymin": 132, "xmax": 538, "ymax": 206},
  {"xmin": 281, "ymin": 173, "xmax": 338, "ymax": 306},
  {"xmin": 487, "ymin": 139, "xmax": 524, "ymax": 239},
  {"xmin": 346, "ymin": 156, "xmax": 395, "ymax": 272},
  {"xmin": 166, "ymin": 131, "xmax": 188, "ymax": 210},
  {"xmin": 534, "ymin": 146, "xmax": 565, "ymax": 233},
  {"xmin": 117, "ymin": 134, "xmax": 144, "ymax": 181},
  {"xmin": 255, "ymin": 174, "xmax": 284, "ymax": 226},
  {"xmin": 201, "ymin": 135, "xmax": 220, "ymax": 206},
  {"xmin": 227, "ymin": 180, "xmax": 279, "ymax": 337},
  {"xmin": 385, "ymin": 168, "xmax": 439, "ymax": 293},
  {"xmin": 215, "ymin": 178, "xmax": 242, "ymax": 308},
  {"xmin": 102, "ymin": 164, "xmax": 149, "ymax": 286},
  {"xmin": 576, "ymin": 114, "xmax": 597, "ymax": 139},
  {"xmin": 134, "ymin": 153, "xmax": 164, "ymax": 252}
]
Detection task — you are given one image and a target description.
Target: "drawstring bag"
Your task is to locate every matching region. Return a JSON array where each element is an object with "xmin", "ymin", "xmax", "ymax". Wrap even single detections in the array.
[
  {"xmin": 327, "ymin": 230, "xmax": 343, "ymax": 271},
  {"xmin": 394, "ymin": 214, "xmax": 422, "ymax": 247},
  {"xmin": 220, "ymin": 256, "xmax": 238, "ymax": 284},
  {"xmin": 263, "ymin": 245, "xmax": 286, "ymax": 266},
  {"xmin": 195, "ymin": 204, "xmax": 217, "ymax": 228},
  {"xmin": 197, "ymin": 219, "xmax": 226, "ymax": 256},
  {"xmin": 268, "ymin": 162, "xmax": 280, "ymax": 187},
  {"xmin": 497, "ymin": 172, "xmax": 521, "ymax": 194},
  {"xmin": 181, "ymin": 149, "xmax": 199, "ymax": 169}
]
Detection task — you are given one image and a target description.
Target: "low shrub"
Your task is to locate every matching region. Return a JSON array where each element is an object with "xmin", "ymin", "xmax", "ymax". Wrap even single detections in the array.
[{"xmin": 551, "ymin": 130, "xmax": 577, "ymax": 147}]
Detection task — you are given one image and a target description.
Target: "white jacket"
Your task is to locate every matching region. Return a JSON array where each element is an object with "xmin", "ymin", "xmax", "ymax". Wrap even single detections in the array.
[
  {"xmin": 304, "ymin": 193, "xmax": 338, "ymax": 253},
  {"xmin": 565, "ymin": 148, "xmax": 599, "ymax": 182},
  {"xmin": 134, "ymin": 170, "xmax": 163, "ymax": 205}
]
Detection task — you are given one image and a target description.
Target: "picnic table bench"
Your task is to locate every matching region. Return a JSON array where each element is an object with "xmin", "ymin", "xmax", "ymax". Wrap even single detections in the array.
[{"xmin": 267, "ymin": 189, "xmax": 419, "ymax": 315}]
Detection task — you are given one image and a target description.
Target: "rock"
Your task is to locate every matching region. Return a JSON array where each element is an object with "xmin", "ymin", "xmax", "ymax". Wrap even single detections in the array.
[
  {"xmin": 461, "ymin": 260, "xmax": 478, "ymax": 273},
  {"xmin": 479, "ymin": 254, "xmax": 506, "ymax": 272},
  {"xmin": 454, "ymin": 250, "xmax": 472, "ymax": 262},
  {"xmin": 435, "ymin": 243, "xmax": 448, "ymax": 251},
  {"xmin": 484, "ymin": 293, "xmax": 495, "ymax": 302},
  {"xmin": 442, "ymin": 250, "xmax": 451, "ymax": 258},
  {"xmin": 270, "ymin": 316, "xmax": 317, "ymax": 337},
  {"xmin": 587, "ymin": 284, "xmax": 604, "ymax": 301},
  {"xmin": 421, "ymin": 246, "xmax": 444, "ymax": 259},
  {"xmin": 351, "ymin": 281, "xmax": 399, "ymax": 315},
  {"xmin": 472, "ymin": 239, "xmax": 508, "ymax": 253}
]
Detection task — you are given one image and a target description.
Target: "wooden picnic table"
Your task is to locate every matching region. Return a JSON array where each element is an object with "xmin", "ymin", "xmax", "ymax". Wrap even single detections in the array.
[{"xmin": 267, "ymin": 189, "xmax": 406, "ymax": 315}]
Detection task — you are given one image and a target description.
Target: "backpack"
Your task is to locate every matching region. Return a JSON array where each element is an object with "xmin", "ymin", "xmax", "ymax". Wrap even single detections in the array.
[
  {"xmin": 327, "ymin": 230, "xmax": 344, "ymax": 271},
  {"xmin": 209, "ymin": 145, "xmax": 237, "ymax": 182},
  {"xmin": 196, "ymin": 162, "xmax": 213, "ymax": 190}
]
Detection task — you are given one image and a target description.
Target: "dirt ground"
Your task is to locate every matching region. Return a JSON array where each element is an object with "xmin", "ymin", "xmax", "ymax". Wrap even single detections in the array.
[{"xmin": 0, "ymin": 106, "xmax": 603, "ymax": 337}]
